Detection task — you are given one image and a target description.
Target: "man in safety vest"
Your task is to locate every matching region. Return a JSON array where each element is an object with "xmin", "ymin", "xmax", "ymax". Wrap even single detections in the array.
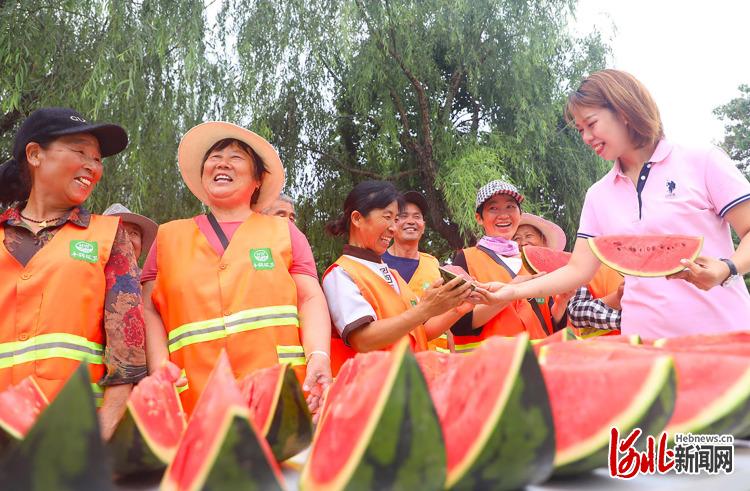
[{"xmin": 382, "ymin": 191, "xmax": 452, "ymax": 351}]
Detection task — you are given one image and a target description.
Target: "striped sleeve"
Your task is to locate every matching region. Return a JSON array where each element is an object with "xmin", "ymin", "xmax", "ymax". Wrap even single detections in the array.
[{"xmin": 705, "ymin": 146, "xmax": 750, "ymax": 218}]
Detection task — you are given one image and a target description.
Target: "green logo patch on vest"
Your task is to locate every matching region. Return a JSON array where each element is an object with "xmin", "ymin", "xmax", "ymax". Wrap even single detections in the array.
[
  {"xmin": 534, "ymin": 297, "xmax": 546, "ymax": 304},
  {"xmin": 70, "ymin": 240, "xmax": 98, "ymax": 263},
  {"xmin": 410, "ymin": 299, "xmax": 418, "ymax": 307},
  {"xmin": 250, "ymin": 248, "xmax": 275, "ymax": 270}
]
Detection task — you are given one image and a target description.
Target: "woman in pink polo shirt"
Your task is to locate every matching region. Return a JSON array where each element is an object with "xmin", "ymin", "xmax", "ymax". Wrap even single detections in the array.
[{"xmin": 483, "ymin": 69, "xmax": 750, "ymax": 339}]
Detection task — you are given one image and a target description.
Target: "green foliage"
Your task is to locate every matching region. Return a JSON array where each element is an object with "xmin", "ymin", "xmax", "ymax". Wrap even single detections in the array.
[
  {"xmin": 715, "ymin": 84, "xmax": 750, "ymax": 175},
  {"xmin": 0, "ymin": 0, "xmax": 225, "ymax": 222},
  {"xmin": 2, "ymin": 0, "xmax": 611, "ymax": 271}
]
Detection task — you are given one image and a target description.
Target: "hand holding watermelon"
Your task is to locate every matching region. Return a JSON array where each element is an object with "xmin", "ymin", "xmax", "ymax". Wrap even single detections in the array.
[{"xmin": 667, "ymin": 256, "xmax": 733, "ymax": 290}]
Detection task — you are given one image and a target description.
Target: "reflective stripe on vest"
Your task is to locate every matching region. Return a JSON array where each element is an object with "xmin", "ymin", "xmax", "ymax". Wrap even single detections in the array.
[
  {"xmin": 167, "ymin": 305, "xmax": 300, "ymax": 353},
  {"xmin": 177, "ymin": 368, "xmax": 189, "ymax": 394},
  {"xmin": 91, "ymin": 383, "xmax": 104, "ymax": 408},
  {"xmin": 276, "ymin": 345, "xmax": 306, "ymax": 367},
  {"xmin": 453, "ymin": 340, "xmax": 483, "ymax": 354},
  {"xmin": 0, "ymin": 333, "xmax": 104, "ymax": 368}
]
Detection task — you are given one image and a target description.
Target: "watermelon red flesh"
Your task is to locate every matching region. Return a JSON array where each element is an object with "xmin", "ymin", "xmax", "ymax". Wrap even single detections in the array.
[
  {"xmin": 655, "ymin": 331, "xmax": 750, "ymax": 348},
  {"xmin": 127, "ymin": 363, "xmax": 186, "ymax": 459},
  {"xmin": 416, "ymin": 335, "xmax": 555, "ymax": 489},
  {"xmin": 588, "ymin": 235, "xmax": 703, "ymax": 277},
  {"xmin": 539, "ymin": 349, "xmax": 675, "ymax": 474},
  {"xmin": 308, "ymin": 351, "xmax": 392, "ymax": 484},
  {"xmin": 238, "ymin": 364, "xmax": 313, "ymax": 461},
  {"xmin": 162, "ymin": 352, "xmax": 284, "ymax": 491},
  {"xmin": 0, "ymin": 377, "xmax": 48, "ymax": 441},
  {"xmin": 302, "ymin": 340, "xmax": 445, "ymax": 491},
  {"xmin": 522, "ymin": 245, "xmax": 572, "ymax": 274},
  {"xmin": 543, "ymin": 342, "xmax": 750, "ymax": 438},
  {"xmin": 108, "ymin": 363, "xmax": 187, "ymax": 477},
  {"xmin": 239, "ymin": 365, "xmax": 282, "ymax": 433}
]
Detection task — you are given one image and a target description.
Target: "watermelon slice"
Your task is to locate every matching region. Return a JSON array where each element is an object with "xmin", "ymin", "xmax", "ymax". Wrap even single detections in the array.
[
  {"xmin": 161, "ymin": 352, "xmax": 284, "ymax": 491},
  {"xmin": 521, "ymin": 245, "xmax": 572, "ymax": 274},
  {"xmin": 0, "ymin": 364, "xmax": 112, "ymax": 489},
  {"xmin": 417, "ymin": 334, "xmax": 555, "ymax": 489},
  {"xmin": 539, "ymin": 345, "xmax": 675, "ymax": 475},
  {"xmin": 238, "ymin": 363, "xmax": 313, "ymax": 462},
  {"xmin": 543, "ymin": 341, "xmax": 750, "ymax": 440},
  {"xmin": 588, "ymin": 235, "xmax": 703, "ymax": 277},
  {"xmin": 109, "ymin": 363, "xmax": 186, "ymax": 477},
  {"xmin": 0, "ymin": 377, "xmax": 48, "ymax": 455},
  {"xmin": 654, "ymin": 331, "xmax": 750, "ymax": 348},
  {"xmin": 301, "ymin": 340, "xmax": 445, "ymax": 491}
]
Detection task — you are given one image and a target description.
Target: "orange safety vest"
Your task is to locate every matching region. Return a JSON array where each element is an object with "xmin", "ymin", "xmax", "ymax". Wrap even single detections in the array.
[
  {"xmin": 574, "ymin": 265, "xmax": 625, "ymax": 338},
  {"xmin": 454, "ymin": 247, "xmax": 550, "ymax": 351},
  {"xmin": 324, "ymin": 255, "xmax": 429, "ymax": 376},
  {"xmin": 403, "ymin": 252, "xmax": 452, "ymax": 353},
  {"xmin": 152, "ymin": 214, "xmax": 305, "ymax": 414},
  {"xmin": 0, "ymin": 216, "xmax": 118, "ymax": 405}
]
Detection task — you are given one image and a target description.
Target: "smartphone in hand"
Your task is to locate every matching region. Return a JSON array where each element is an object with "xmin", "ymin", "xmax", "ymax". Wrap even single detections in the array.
[{"xmin": 438, "ymin": 266, "xmax": 476, "ymax": 290}]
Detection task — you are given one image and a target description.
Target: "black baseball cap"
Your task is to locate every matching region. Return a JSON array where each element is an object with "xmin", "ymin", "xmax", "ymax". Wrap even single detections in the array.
[
  {"xmin": 12, "ymin": 107, "xmax": 128, "ymax": 163},
  {"xmin": 401, "ymin": 190, "xmax": 429, "ymax": 216}
]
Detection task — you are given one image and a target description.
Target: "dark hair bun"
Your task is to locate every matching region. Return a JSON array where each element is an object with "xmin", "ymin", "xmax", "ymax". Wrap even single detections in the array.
[{"xmin": 0, "ymin": 158, "xmax": 30, "ymax": 206}]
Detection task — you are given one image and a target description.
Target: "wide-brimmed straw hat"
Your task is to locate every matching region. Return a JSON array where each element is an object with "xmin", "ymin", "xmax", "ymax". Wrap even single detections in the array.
[
  {"xmin": 475, "ymin": 180, "xmax": 525, "ymax": 211},
  {"xmin": 103, "ymin": 203, "xmax": 158, "ymax": 257},
  {"xmin": 177, "ymin": 121, "xmax": 285, "ymax": 212},
  {"xmin": 518, "ymin": 213, "xmax": 567, "ymax": 251}
]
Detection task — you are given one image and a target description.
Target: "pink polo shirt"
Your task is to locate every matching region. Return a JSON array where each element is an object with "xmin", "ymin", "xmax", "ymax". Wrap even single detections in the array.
[{"xmin": 578, "ymin": 139, "xmax": 750, "ymax": 339}]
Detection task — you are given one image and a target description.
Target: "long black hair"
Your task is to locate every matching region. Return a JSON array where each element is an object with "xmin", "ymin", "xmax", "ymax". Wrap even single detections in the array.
[{"xmin": 326, "ymin": 180, "xmax": 403, "ymax": 237}]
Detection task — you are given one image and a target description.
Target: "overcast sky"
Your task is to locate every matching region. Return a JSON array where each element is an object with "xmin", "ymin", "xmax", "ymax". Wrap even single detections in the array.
[{"xmin": 574, "ymin": 0, "xmax": 750, "ymax": 146}]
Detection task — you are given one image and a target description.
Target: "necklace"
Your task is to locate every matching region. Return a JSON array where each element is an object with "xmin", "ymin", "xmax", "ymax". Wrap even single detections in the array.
[{"xmin": 19, "ymin": 212, "xmax": 65, "ymax": 228}]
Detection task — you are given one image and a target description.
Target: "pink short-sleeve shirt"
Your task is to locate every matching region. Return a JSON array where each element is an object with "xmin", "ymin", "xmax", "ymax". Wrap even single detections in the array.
[{"xmin": 578, "ymin": 139, "xmax": 750, "ymax": 338}]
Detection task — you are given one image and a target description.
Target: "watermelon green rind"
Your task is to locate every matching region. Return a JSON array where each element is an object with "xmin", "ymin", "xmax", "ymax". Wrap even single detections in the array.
[
  {"xmin": 0, "ymin": 364, "xmax": 113, "ymax": 490},
  {"xmin": 588, "ymin": 235, "xmax": 703, "ymax": 277},
  {"xmin": 301, "ymin": 340, "xmax": 446, "ymax": 491},
  {"xmin": 265, "ymin": 365, "xmax": 313, "ymax": 461},
  {"xmin": 550, "ymin": 356, "xmax": 676, "ymax": 475},
  {"xmin": 201, "ymin": 408, "xmax": 285, "ymax": 491},
  {"xmin": 664, "ymin": 362, "xmax": 750, "ymax": 438},
  {"xmin": 449, "ymin": 338, "xmax": 555, "ymax": 490},
  {"xmin": 346, "ymin": 350, "xmax": 445, "ymax": 491},
  {"xmin": 108, "ymin": 409, "xmax": 167, "ymax": 476}
]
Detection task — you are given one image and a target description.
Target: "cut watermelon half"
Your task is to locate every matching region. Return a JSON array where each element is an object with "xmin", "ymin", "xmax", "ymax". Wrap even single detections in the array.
[
  {"xmin": 654, "ymin": 331, "xmax": 750, "ymax": 348},
  {"xmin": 659, "ymin": 350, "xmax": 750, "ymax": 438},
  {"xmin": 238, "ymin": 363, "xmax": 313, "ymax": 462},
  {"xmin": 301, "ymin": 339, "xmax": 445, "ymax": 491},
  {"xmin": 161, "ymin": 351, "xmax": 284, "ymax": 491},
  {"xmin": 0, "ymin": 377, "xmax": 48, "ymax": 454},
  {"xmin": 543, "ymin": 341, "xmax": 750, "ymax": 440},
  {"xmin": 109, "ymin": 363, "xmax": 186, "ymax": 477},
  {"xmin": 521, "ymin": 245, "xmax": 572, "ymax": 274},
  {"xmin": 0, "ymin": 364, "xmax": 112, "ymax": 489},
  {"xmin": 588, "ymin": 235, "xmax": 703, "ymax": 277},
  {"xmin": 539, "ymin": 344, "xmax": 675, "ymax": 475},
  {"xmin": 417, "ymin": 334, "xmax": 555, "ymax": 489}
]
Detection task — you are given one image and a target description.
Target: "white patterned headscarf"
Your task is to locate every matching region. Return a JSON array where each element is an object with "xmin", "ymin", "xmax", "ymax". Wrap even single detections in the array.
[{"xmin": 475, "ymin": 180, "xmax": 524, "ymax": 211}]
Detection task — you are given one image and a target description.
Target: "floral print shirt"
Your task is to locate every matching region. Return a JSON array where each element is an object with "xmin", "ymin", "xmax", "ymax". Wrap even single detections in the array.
[{"xmin": 1, "ymin": 205, "xmax": 147, "ymax": 386}]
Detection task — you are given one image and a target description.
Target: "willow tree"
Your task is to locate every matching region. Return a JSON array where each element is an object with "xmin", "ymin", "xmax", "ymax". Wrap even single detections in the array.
[
  {"xmin": 223, "ymin": 0, "xmax": 609, "ymax": 264},
  {"xmin": 0, "ymin": 0, "xmax": 230, "ymax": 222},
  {"xmin": 715, "ymin": 84, "xmax": 750, "ymax": 175}
]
